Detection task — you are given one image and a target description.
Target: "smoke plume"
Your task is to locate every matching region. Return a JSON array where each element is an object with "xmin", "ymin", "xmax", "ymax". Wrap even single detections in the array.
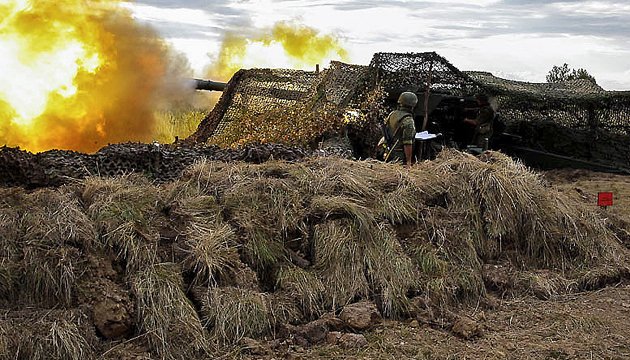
[
  {"xmin": 0, "ymin": 0, "xmax": 194, "ymax": 153},
  {"xmin": 205, "ymin": 21, "xmax": 348, "ymax": 81}
]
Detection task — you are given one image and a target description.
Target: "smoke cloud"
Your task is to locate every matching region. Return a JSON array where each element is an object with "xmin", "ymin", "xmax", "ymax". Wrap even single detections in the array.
[
  {"xmin": 0, "ymin": 0, "xmax": 194, "ymax": 153},
  {"xmin": 205, "ymin": 21, "xmax": 348, "ymax": 81}
]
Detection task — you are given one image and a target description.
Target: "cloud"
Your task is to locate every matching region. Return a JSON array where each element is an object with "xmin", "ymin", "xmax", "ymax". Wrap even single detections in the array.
[{"xmin": 130, "ymin": 0, "xmax": 630, "ymax": 89}]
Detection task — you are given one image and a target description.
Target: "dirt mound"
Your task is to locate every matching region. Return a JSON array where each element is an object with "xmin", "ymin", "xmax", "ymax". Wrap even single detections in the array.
[{"xmin": 0, "ymin": 150, "xmax": 628, "ymax": 358}]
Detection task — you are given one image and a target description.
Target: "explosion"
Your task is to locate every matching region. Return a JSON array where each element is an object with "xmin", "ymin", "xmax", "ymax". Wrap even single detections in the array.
[
  {"xmin": 206, "ymin": 21, "xmax": 349, "ymax": 81},
  {"xmin": 0, "ymin": 0, "xmax": 191, "ymax": 153}
]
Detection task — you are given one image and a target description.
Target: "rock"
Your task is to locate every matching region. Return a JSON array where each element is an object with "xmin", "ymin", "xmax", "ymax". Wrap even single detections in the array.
[
  {"xmin": 452, "ymin": 316, "xmax": 482, "ymax": 340},
  {"xmin": 339, "ymin": 301, "xmax": 382, "ymax": 331},
  {"xmin": 93, "ymin": 298, "xmax": 131, "ymax": 339},
  {"xmin": 295, "ymin": 319, "xmax": 329, "ymax": 345},
  {"xmin": 326, "ymin": 331, "xmax": 342, "ymax": 345},
  {"xmin": 338, "ymin": 333, "xmax": 368, "ymax": 349},
  {"xmin": 319, "ymin": 312, "xmax": 344, "ymax": 331}
]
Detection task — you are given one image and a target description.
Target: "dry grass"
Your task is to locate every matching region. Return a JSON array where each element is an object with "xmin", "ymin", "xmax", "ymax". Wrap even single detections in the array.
[
  {"xmin": 222, "ymin": 176, "xmax": 306, "ymax": 271},
  {"xmin": 132, "ymin": 262, "xmax": 208, "ymax": 359},
  {"xmin": 313, "ymin": 219, "xmax": 369, "ymax": 308},
  {"xmin": 276, "ymin": 265, "xmax": 325, "ymax": 318},
  {"xmin": 0, "ymin": 310, "xmax": 97, "ymax": 360},
  {"xmin": 0, "ymin": 149, "xmax": 628, "ymax": 353},
  {"xmin": 182, "ymin": 222, "xmax": 240, "ymax": 286},
  {"xmin": 25, "ymin": 187, "xmax": 98, "ymax": 249},
  {"xmin": 83, "ymin": 175, "xmax": 162, "ymax": 273},
  {"xmin": 200, "ymin": 286, "xmax": 272, "ymax": 344},
  {"xmin": 422, "ymin": 150, "xmax": 624, "ymax": 270},
  {"xmin": 152, "ymin": 108, "xmax": 207, "ymax": 144},
  {"xmin": 0, "ymin": 259, "xmax": 15, "ymax": 300},
  {"xmin": 21, "ymin": 246, "xmax": 82, "ymax": 307},
  {"xmin": 0, "ymin": 187, "xmax": 95, "ymax": 307}
]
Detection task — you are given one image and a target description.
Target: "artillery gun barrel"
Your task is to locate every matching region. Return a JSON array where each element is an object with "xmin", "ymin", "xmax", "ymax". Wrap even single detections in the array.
[{"xmin": 193, "ymin": 79, "xmax": 226, "ymax": 92}]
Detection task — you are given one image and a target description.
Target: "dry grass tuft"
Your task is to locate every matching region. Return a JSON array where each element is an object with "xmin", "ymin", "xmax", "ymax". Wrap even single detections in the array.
[
  {"xmin": 25, "ymin": 187, "xmax": 98, "ymax": 250},
  {"xmin": 200, "ymin": 286, "xmax": 272, "ymax": 344},
  {"xmin": 0, "ymin": 187, "xmax": 95, "ymax": 307},
  {"xmin": 132, "ymin": 262, "xmax": 208, "ymax": 359},
  {"xmin": 0, "ymin": 259, "xmax": 15, "ymax": 300},
  {"xmin": 0, "ymin": 310, "xmax": 97, "ymax": 360},
  {"xmin": 312, "ymin": 219, "xmax": 416, "ymax": 317},
  {"xmin": 182, "ymin": 222, "xmax": 240, "ymax": 286},
  {"xmin": 21, "ymin": 245, "xmax": 82, "ymax": 307},
  {"xmin": 223, "ymin": 176, "xmax": 306, "ymax": 271},
  {"xmin": 276, "ymin": 265, "xmax": 325, "ymax": 318},
  {"xmin": 424, "ymin": 150, "xmax": 625, "ymax": 271},
  {"xmin": 365, "ymin": 224, "xmax": 418, "ymax": 317},
  {"xmin": 411, "ymin": 210, "xmax": 486, "ymax": 306},
  {"xmin": 311, "ymin": 196, "xmax": 376, "ymax": 241},
  {"xmin": 84, "ymin": 175, "xmax": 162, "ymax": 273},
  {"xmin": 0, "ymin": 191, "xmax": 27, "ymax": 302},
  {"xmin": 313, "ymin": 219, "xmax": 369, "ymax": 308}
]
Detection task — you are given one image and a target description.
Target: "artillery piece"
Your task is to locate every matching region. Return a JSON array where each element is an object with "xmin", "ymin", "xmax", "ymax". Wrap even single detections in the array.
[{"xmin": 189, "ymin": 52, "xmax": 630, "ymax": 174}]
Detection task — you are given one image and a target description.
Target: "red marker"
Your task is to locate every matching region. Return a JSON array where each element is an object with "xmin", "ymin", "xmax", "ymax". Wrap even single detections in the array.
[{"xmin": 597, "ymin": 192, "xmax": 613, "ymax": 208}]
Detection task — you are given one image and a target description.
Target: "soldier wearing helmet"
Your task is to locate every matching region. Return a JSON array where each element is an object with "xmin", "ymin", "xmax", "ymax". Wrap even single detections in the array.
[
  {"xmin": 383, "ymin": 91, "xmax": 417, "ymax": 166},
  {"xmin": 464, "ymin": 93, "xmax": 495, "ymax": 149}
]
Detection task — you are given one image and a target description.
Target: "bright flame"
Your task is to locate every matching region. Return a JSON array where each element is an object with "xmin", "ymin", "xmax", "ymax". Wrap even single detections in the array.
[
  {"xmin": 205, "ymin": 21, "xmax": 349, "ymax": 81},
  {"xmin": 0, "ymin": 0, "xmax": 193, "ymax": 153}
]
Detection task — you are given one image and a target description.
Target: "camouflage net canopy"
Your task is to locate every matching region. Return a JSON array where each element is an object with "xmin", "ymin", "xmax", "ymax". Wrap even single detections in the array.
[
  {"xmin": 467, "ymin": 71, "xmax": 630, "ymax": 135},
  {"xmin": 190, "ymin": 61, "xmax": 377, "ymax": 148},
  {"xmin": 189, "ymin": 51, "xmax": 630, "ymax": 168},
  {"xmin": 190, "ymin": 52, "xmax": 482, "ymax": 146}
]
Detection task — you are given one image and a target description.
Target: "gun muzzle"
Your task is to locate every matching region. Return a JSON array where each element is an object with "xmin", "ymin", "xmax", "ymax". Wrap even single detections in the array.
[{"xmin": 193, "ymin": 79, "xmax": 226, "ymax": 92}]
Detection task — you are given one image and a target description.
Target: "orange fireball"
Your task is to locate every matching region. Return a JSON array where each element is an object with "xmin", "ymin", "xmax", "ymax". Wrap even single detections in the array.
[{"xmin": 0, "ymin": 0, "xmax": 182, "ymax": 153}]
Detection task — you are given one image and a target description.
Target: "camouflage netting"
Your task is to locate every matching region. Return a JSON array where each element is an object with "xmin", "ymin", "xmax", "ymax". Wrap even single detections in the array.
[
  {"xmin": 189, "ymin": 52, "xmax": 481, "ymax": 146},
  {"xmin": 189, "ymin": 51, "xmax": 630, "ymax": 169},
  {"xmin": 465, "ymin": 71, "xmax": 630, "ymax": 134},
  {"xmin": 0, "ymin": 143, "xmax": 309, "ymax": 188}
]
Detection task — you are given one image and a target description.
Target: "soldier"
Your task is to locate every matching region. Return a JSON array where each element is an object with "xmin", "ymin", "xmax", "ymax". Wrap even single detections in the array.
[
  {"xmin": 464, "ymin": 93, "xmax": 495, "ymax": 149},
  {"xmin": 383, "ymin": 91, "xmax": 417, "ymax": 167}
]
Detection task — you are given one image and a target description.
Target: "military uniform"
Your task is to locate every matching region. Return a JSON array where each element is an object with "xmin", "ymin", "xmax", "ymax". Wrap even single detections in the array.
[
  {"xmin": 385, "ymin": 108, "xmax": 416, "ymax": 163},
  {"xmin": 471, "ymin": 104, "xmax": 494, "ymax": 148}
]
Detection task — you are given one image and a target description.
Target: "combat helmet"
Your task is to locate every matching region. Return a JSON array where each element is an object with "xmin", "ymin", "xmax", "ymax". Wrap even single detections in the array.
[{"xmin": 398, "ymin": 92, "xmax": 418, "ymax": 108}]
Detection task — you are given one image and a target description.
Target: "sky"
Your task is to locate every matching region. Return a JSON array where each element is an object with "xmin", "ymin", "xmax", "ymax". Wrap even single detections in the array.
[{"xmin": 128, "ymin": 0, "xmax": 630, "ymax": 90}]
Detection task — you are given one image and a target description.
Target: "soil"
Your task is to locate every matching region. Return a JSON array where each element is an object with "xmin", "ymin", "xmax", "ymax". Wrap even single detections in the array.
[
  {"xmin": 268, "ymin": 284, "xmax": 630, "ymax": 360},
  {"xmin": 241, "ymin": 169, "xmax": 630, "ymax": 360}
]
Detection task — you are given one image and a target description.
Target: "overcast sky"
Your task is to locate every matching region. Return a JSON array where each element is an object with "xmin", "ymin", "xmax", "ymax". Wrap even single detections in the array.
[{"xmin": 128, "ymin": 0, "xmax": 630, "ymax": 90}]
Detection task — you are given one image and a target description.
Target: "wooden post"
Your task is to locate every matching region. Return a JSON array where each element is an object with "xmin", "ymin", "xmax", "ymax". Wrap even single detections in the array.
[{"xmin": 422, "ymin": 62, "xmax": 434, "ymax": 131}]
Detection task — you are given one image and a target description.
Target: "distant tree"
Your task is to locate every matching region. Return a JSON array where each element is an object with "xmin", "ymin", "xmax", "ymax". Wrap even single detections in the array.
[{"xmin": 546, "ymin": 63, "xmax": 597, "ymax": 84}]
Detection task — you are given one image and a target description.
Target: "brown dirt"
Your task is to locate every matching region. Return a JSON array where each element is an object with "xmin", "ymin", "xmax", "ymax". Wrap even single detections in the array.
[
  {"xmin": 265, "ymin": 284, "xmax": 630, "ymax": 359},
  {"xmin": 543, "ymin": 168, "xmax": 630, "ymax": 248}
]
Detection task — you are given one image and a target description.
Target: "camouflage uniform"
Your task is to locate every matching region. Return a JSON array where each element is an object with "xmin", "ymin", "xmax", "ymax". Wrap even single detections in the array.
[
  {"xmin": 471, "ymin": 104, "xmax": 495, "ymax": 148},
  {"xmin": 385, "ymin": 108, "xmax": 416, "ymax": 163}
]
